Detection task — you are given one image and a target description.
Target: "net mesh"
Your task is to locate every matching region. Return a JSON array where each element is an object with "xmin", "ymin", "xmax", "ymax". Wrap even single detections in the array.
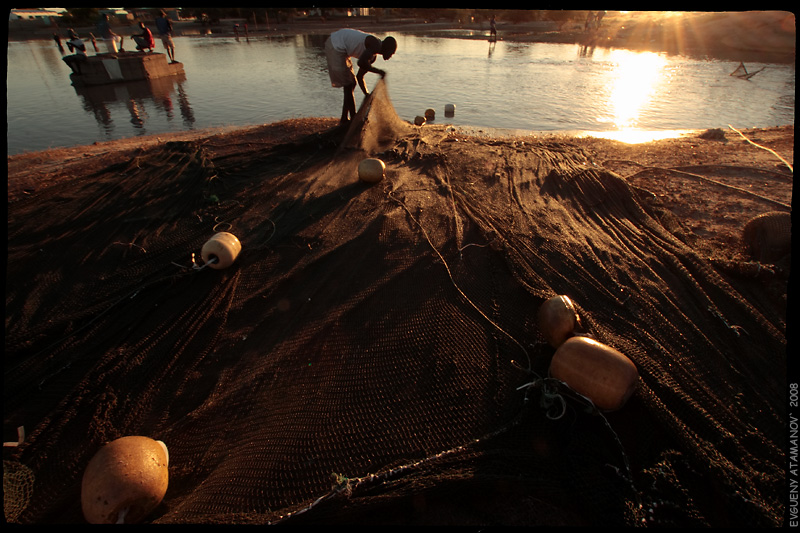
[
  {"xmin": 3, "ymin": 460, "xmax": 35, "ymax": 523},
  {"xmin": 5, "ymin": 80, "xmax": 788, "ymax": 526}
]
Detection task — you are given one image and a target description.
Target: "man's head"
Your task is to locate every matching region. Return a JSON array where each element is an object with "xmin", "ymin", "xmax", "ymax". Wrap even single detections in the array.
[{"xmin": 380, "ymin": 36, "xmax": 397, "ymax": 60}]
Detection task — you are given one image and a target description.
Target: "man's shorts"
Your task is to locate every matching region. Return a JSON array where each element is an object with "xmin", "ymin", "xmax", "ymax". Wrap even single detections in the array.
[
  {"xmin": 160, "ymin": 34, "xmax": 174, "ymax": 48},
  {"xmin": 324, "ymin": 37, "xmax": 355, "ymax": 88}
]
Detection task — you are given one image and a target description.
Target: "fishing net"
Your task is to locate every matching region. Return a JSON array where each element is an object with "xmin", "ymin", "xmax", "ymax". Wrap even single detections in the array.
[
  {"xmin": 3, "ymin": 460, "xmax": 35, "ymax": 523},
  {"xmin": 4, "ymin": 80, "xmax": 788, "ymax": 526}
]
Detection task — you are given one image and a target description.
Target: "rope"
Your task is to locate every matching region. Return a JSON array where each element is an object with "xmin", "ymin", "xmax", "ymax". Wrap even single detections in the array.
[
  {"xmin": 387, "ymin": 189, "xmax": 532, "ymax": 373},
  {"xmin": 727, "ymin": 124, "xmax": 793, "ymax": 173},
  {"xmin": 618, "ymin": 165, "xmax": 791, "ymax": 210},
  {"xmin": 672, "ymin": 164, "xmax": 792, "ymax": 180},
  {"xmin": 274, "ymin": 372, "xmax": 641, "ymax": 525},
  {"xmin": 516, "ymin": 376, "xmax": 641, "ymax": 510},
  {"xmin": 271, "ymin": 405, "xmax": 531, "ymax": 524},
  {"xmin": 662, "ymin": 167, "xmax": 790, "ymax": 210},
  {"xmin": 516, "ymin": 374, "xmax": 569, "ymax": 419}
]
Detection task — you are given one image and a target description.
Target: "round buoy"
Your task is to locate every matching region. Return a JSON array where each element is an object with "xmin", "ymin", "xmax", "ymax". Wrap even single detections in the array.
[
  {"xmin": 444, "ymin": 103, "xmax": 456, "ymax": 117},
  {"xmin": 201, "ymin": 232, "xmax": 242, "ymax": 269},
  {"xmin": 549, "ymin": 336, "xmax": 639, "ymax": 411},
  {"xmin": 414, "ymin": 115, "xmax": 426, "ymax": 126},
  {"xmin": 81, "ymin": 436, "xmax": 169, "ymax": 524},
  {"xmin": 538, "ymin": 295, "xmax": 582, "ymax": 348},
  {"xmin": 358, "ymin": 158, "xmax": 386, "ymax": 183},
  {"xmin": 425, "ymin": 108, "xmax": 436, "ymax": 121}
]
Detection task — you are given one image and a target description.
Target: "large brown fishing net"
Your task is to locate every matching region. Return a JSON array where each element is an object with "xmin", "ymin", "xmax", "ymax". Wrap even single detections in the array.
[{"xmin": 5, "ymin": 80, "xmax": 788, "ymax": 526}]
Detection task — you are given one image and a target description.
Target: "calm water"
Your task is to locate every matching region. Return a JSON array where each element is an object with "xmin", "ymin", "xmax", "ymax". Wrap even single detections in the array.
[{"xmin": 6, "ymin": 33, "xmax": 795, "ymax": 155}]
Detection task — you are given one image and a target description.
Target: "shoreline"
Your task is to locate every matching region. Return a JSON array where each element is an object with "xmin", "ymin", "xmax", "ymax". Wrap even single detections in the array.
[
  {"xmin": 8, "ymin": 120, "xmax": 793, "ymax": 204},
  {"xmin": 7, "ymin": 120, "xmax": 787, "ymax": 165},
  {"xmin": 8, "ymin": 11, "xmax": 793, "ymax": 158}
]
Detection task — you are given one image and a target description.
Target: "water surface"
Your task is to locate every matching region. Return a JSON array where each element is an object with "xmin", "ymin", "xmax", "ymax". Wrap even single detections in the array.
[{"xmin": 6, "ymin": 33, "xmax": 795, "ymax": 155}]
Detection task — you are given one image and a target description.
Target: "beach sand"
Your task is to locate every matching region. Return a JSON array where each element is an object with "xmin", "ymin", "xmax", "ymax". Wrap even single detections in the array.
[
  {"xmin": 8, "ymin": 120, "xmax": 793, "ymax": 266},
  {"xmin": 5, "ymin": 11, "xmax": 794, "ymax": 526}
]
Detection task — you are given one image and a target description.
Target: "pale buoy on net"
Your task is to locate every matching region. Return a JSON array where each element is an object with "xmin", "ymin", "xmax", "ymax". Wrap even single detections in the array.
[
  {"xmin": 81, "ymin": 436, "xmax": 169, "ymax": 524},
  {"xmin": 201, "ymin": 232, "xmax": 242, "ymax": 269},
  {"xmin": 414, "ymin": 115, "xmax": 426, "ymax": 126},
  {"xmin": 424, "ymin": 108, "xmax": 436, "ymax": 120},
  {"xmin": 358, "ymin": 158, "xmax": 386, "ymax": 183},
  {"xmin": 444, "ymin": 103, "xmax": 456, "ymax": 117},
  {"xmin": 549, "ymin": 336, "xmax": 639, "ymax": 411}
]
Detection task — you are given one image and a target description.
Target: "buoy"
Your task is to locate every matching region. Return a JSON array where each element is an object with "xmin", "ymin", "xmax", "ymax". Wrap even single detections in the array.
[
  {"xmin": 81, "ymin": 436, "xmax": 169, "ymax": 524},
  {"xmin": 549, "ymin": 336, "xmax": 639, "ymax": 411},
  {"xmin": 424, "ymin": 108, "xmax": 436, "ymax": 121},
  {"xmin": 201, "ymin": 232, "xmax": 242, "ymax": 269},
  {"xmin": 414, "ymin": 115, "xmax": 426, "ymax": 126},
  {"xmin": 743, "ymin": 211, "xmax": 791, "ymax": 262},
  {"xmin": 444, "ymin": 103, "xmax": 456, "ymax": 117},
  {"xmin": 358, "ymin": 158, "xmax": 386, "ymax": 183},
  {"xmin": 538, "ymin": 295, "xmax": 582, "ymax": 348}
]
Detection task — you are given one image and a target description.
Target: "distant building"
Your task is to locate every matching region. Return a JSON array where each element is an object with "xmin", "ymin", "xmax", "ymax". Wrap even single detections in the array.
[
  {"xmin": 127, "ymin": 8, "xmax": 181, "ymax": 21},
  {"xmin": 9, "ymin": 8, "xmax": 64, "ymax": 23},
  {"xmin": 98, "ymin": 8, "xmax": 134, "ymax": 21},
  {"xmin": 328, "ymin": 8, "xmax": 370, "ymax": 17}
]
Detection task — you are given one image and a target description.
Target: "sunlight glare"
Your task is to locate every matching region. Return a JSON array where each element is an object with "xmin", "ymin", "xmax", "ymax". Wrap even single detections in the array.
[
  {"xmin": 608, "ymin": 50, "xmax": 667, "ymax": 129},
  {"xmin": 595, "ymin": 49, "xmax": 670, "ymax": 142},
  {"xmin": 585, "ymin": 129, "xmax": 695, "ymax": 144}
]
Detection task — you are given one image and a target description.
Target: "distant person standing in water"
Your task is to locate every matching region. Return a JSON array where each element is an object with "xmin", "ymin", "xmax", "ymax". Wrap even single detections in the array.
[
  {"xmin": 489, "ymin": 15, "xmax": 497, "ymax": 41},
  {"xmin": 324, "ymin": 28, "xmax": 397, "ymax": 126},
  {"xmin": 155, "ymin": 10, "xmax": 176, "ymax": 63}
]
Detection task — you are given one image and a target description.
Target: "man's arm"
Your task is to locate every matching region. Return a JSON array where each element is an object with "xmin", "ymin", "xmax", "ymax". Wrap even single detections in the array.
[{"xmin": 355, "ymin": 54, "xmax": 386, "ymax": 95}]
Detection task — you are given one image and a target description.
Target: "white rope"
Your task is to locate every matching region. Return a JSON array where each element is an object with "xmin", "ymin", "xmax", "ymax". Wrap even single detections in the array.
[{"xmin": 728, "ymin": 124, "xmax": 793, "ymax": 173}]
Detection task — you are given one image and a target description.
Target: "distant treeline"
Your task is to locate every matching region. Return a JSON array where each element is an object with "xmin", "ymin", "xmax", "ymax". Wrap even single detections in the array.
[{"xmin": 57, "ymin": 8, "xmax": 596, "ymax": 27}]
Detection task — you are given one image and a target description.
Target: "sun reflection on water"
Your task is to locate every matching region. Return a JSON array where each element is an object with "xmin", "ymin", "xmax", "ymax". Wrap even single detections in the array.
[
  {"xmin": 608, "ymin": 49, "xmax": 668, "ymax": 127},
  {"xmin": 600, "ymin": 49, "xmax": 671, "ymax": 142}
]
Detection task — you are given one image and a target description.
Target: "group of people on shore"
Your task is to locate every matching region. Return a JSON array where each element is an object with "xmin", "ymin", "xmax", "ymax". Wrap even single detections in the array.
[{"xmin": 57, "ymin": 11, "xmax": 177, "ymax": 75}]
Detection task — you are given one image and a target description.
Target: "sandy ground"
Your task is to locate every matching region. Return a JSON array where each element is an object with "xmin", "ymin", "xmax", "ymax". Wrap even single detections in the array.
[
  {"xmin": 8, "ymin": 120, "xmax": 793, "ymax": 265},
  {"xmin": 4, "ymin": 31, "xmax": 793, "ymax": 520}
]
